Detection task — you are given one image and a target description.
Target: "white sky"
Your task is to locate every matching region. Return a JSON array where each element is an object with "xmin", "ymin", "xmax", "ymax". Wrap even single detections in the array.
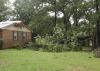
[
  {"xmin": 9, "ymin": 0, "xmax": 15, "ymax": 4},
  {"xmin": 48, "ymin": 11, "xmax": 64, "ymax": 18}
]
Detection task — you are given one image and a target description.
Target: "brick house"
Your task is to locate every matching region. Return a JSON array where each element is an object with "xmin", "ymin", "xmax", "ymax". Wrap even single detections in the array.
[{"xmin": 0, "ymin": 21, "xmax": 32, "ymax": 48}]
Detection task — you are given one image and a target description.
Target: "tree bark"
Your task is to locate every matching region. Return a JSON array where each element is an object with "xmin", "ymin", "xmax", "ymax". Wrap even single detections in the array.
[
  {"xmin": 54, "ymin": 0, "xmax": 57, "ymax": 27},
  {"xmin": 94, "ymin": 0, "xmax": 100, "ymax": 58},
  {"xmin": 95, "ymin": 0, "xmax": 100, "ymax": 48}
]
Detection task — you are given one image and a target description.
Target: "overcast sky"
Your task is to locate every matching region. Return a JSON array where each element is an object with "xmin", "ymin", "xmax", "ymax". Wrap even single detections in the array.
[
  {"xmin": 9, "ymin": 0, "xmax": 15, "ymax": 10},
  {"xmin": 9, "ymin": 0, "xmax": 15, "ymax": 4}
]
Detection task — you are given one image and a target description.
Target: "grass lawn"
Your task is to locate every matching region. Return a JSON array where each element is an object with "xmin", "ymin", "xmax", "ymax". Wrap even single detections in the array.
[{"xmin": 0, "ymin": 49, "xmax": 100, "ymax": 71}]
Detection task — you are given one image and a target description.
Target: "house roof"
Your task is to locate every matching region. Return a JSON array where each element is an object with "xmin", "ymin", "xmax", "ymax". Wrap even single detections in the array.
[{"xmin": 0, "ymin": 21, "xmax": 22, "ymax": 29}]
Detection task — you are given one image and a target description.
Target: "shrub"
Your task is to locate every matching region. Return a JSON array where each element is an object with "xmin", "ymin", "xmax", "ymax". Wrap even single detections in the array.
[
  {"xmin": 34, "ymin": 25, "xmax": 87, "ymax": 52},
  {"xmin": 39, "ymin": 44, "xmax": 71, "ymax": 52},
  {"xmin": 62, "ymin": 44, "xmax": 72, "ymax": 51},
  {"xmin": 41, "ymin": 44, "xmax": 55, "ymax": 52},
  {"xmin": 0, "ymin": 39, "xmax": 3, "ymax": 49},
  {"xmin": 24, "ymin": 42, "xmax": 40, "ymax": 51},
  {"xmin": 12, "ymin": 43, "xmax": 22, "ymax": 50},
  {"xmin": 25, "ymin": 42, "xmax": 33, "ymax": 48},
  {"xmin": 35, "ymin": 34, "xmax": 72, "ymax": 52}
]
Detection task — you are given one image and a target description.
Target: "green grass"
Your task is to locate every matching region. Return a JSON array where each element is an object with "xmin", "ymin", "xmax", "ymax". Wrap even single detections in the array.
[{"xmin": 0, "ymin": 49, "xmax": 100, "ymax": 71}]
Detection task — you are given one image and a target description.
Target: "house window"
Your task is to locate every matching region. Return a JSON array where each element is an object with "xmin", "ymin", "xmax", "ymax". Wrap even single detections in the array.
[
  {"xmin": 13, "ymin": 31, "xmax": 18, "ymax": 40},
  {"xmin": 22, "ymin": 32, "xmax": 27, "ymax": 40}
]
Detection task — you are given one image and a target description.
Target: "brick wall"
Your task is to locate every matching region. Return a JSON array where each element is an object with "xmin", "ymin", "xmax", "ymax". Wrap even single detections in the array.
[
  {"xmin": 2, "ymin": 30, "xmax": 12, "ymax": 48},
  {"xmin": 2, "ymin": 30, "xmax": 32, "ymax": 48}
]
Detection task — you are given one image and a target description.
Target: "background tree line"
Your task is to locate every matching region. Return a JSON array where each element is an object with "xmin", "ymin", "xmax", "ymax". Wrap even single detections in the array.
[{"xmin": 0, "ymin": 0, "xmax": 100, "ymax": 52}]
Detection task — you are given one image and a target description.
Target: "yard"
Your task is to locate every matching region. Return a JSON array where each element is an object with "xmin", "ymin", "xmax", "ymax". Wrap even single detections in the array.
[{"xmin": 0, "ymin": 49, "xmax": 100, "ymax": 71}]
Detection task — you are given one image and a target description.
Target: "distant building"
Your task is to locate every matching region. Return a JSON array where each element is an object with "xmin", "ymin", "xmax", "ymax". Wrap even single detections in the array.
[{"xmin": 0, "ymin": 21, "xmax": 32, "ymax": 48}]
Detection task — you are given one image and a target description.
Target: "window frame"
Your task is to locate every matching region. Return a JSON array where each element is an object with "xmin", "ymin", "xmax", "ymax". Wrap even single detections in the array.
[
  {"xmin": 22, "ymin": 32, "xmax": 27, "ymax": 40},
  {"xmin": 13, "ymin": 31, "xmax": 18, "ymax": 40}
]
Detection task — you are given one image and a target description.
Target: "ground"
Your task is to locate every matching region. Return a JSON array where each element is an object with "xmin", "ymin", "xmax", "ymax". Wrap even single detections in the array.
[{"xmin": 0, "ymin": 49, "xmax": 100, "ymax": 71}]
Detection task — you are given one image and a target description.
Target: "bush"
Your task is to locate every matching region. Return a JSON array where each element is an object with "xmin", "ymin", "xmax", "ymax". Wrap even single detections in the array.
[
  {"xmin": 33, "ymin": 25, "xmax": 86, "ymax": 52},
  {"xmin": 41, "ymin": 44, "xmax": 55, "ymax": 52},
  {"xmin": 24, "ymin": 42, "xmax": 40, "ymax": 51},
  {"xmin": 38, "ymin": 44, "xmax": 71, "ymax": 52},
  {"xmin": 0, "ymin": 39, "xmax": 3, "ymax": 49},
  {"xmin": 35, "ymin": 34, "xmax": 72, "ymax": 52},
  {"xmin": 12, "ymin": 43, "xmax": 22, "ymax": 50},
  {"xmin": 63, "ymin": 44, "xmax": 72, "ymax": 51},
  {"xmin": 25, "ymin": 42, "xmax": 33, "ymax": 48}
]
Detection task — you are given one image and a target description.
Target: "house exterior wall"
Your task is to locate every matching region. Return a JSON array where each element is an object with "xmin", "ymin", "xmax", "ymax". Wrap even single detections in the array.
[
  {"xmin": 2, "ymin": 30, "xmax": 12, "ymax": 48},
  {"xmin": 2, "ymin": 29, "xmax": 32, "ymax": 48},
  {"xmin": 0, "ymin": 22, "xmax": 32, "ymax": 48},
  {"xmin": 27, "ymin": 32, "xmax": 32, "ymax": 42}
]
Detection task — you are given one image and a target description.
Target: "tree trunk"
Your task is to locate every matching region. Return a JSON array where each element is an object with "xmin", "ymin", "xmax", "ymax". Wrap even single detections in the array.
[
  {"xmin": 54, "ymin": 0, "xmax": 57, "ymax": 27},
  {"xmin": 92, "ymin": 31, "xmax": 97, "ymax": 50},
  {"xmin": 63, "ymin": 8, "xmax": 67, "ymax": 31},
  {"xmin": 95, "ymin": 0, "xmax": 100, "ymax": 48},
  {"xmin": 94, "ymin": 0, "xmax": 100, "ymax": 58}
]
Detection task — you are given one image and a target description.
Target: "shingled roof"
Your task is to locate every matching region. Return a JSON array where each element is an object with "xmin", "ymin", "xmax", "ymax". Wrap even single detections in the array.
[{"xmin": 0, "ymin": 21, "xmax": 22, "ymax": 29}]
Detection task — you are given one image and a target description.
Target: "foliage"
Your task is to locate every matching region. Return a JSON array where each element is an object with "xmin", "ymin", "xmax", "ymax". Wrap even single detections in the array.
[
  {"xmin": 25, "ymin": 42, "xmax": 39, "ymax": 51},
  {"xmin": 0, "ymin": 0, "xmax": 9, "ymax": 21},
  {"xmin": 29, "ymin": 14, "xmax": 54, "ymax": 36},
  {"xmin": 12, "ymin": 43, "xmax": 22, "ymax": 50},
  {"xmin": 34, "ymin": 23, "xmax": 92, "ymax": 52},
  {"xmin": 52, "ymin": 25, "xmax": 65, "ymax": 44},
  {"xmin": 0, "ymin": 39, "xmax": 3, "ymax": 49},
  {"xmin": 1, "ymin": 0, "xmax": 100, "ymax": 52},
  {"xmin": 24, "ymin": 42, "xmax": 33, "ymax": 48},
  {"xmin": 14, "ymin": 0, "xmax": 47, "ymax": 24}
]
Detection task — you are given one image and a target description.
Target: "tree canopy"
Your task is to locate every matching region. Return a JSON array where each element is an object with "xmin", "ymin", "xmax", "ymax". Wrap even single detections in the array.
[{"xmin": 1, "ymin": 0, "xmax": 100, "ymax": 51}]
